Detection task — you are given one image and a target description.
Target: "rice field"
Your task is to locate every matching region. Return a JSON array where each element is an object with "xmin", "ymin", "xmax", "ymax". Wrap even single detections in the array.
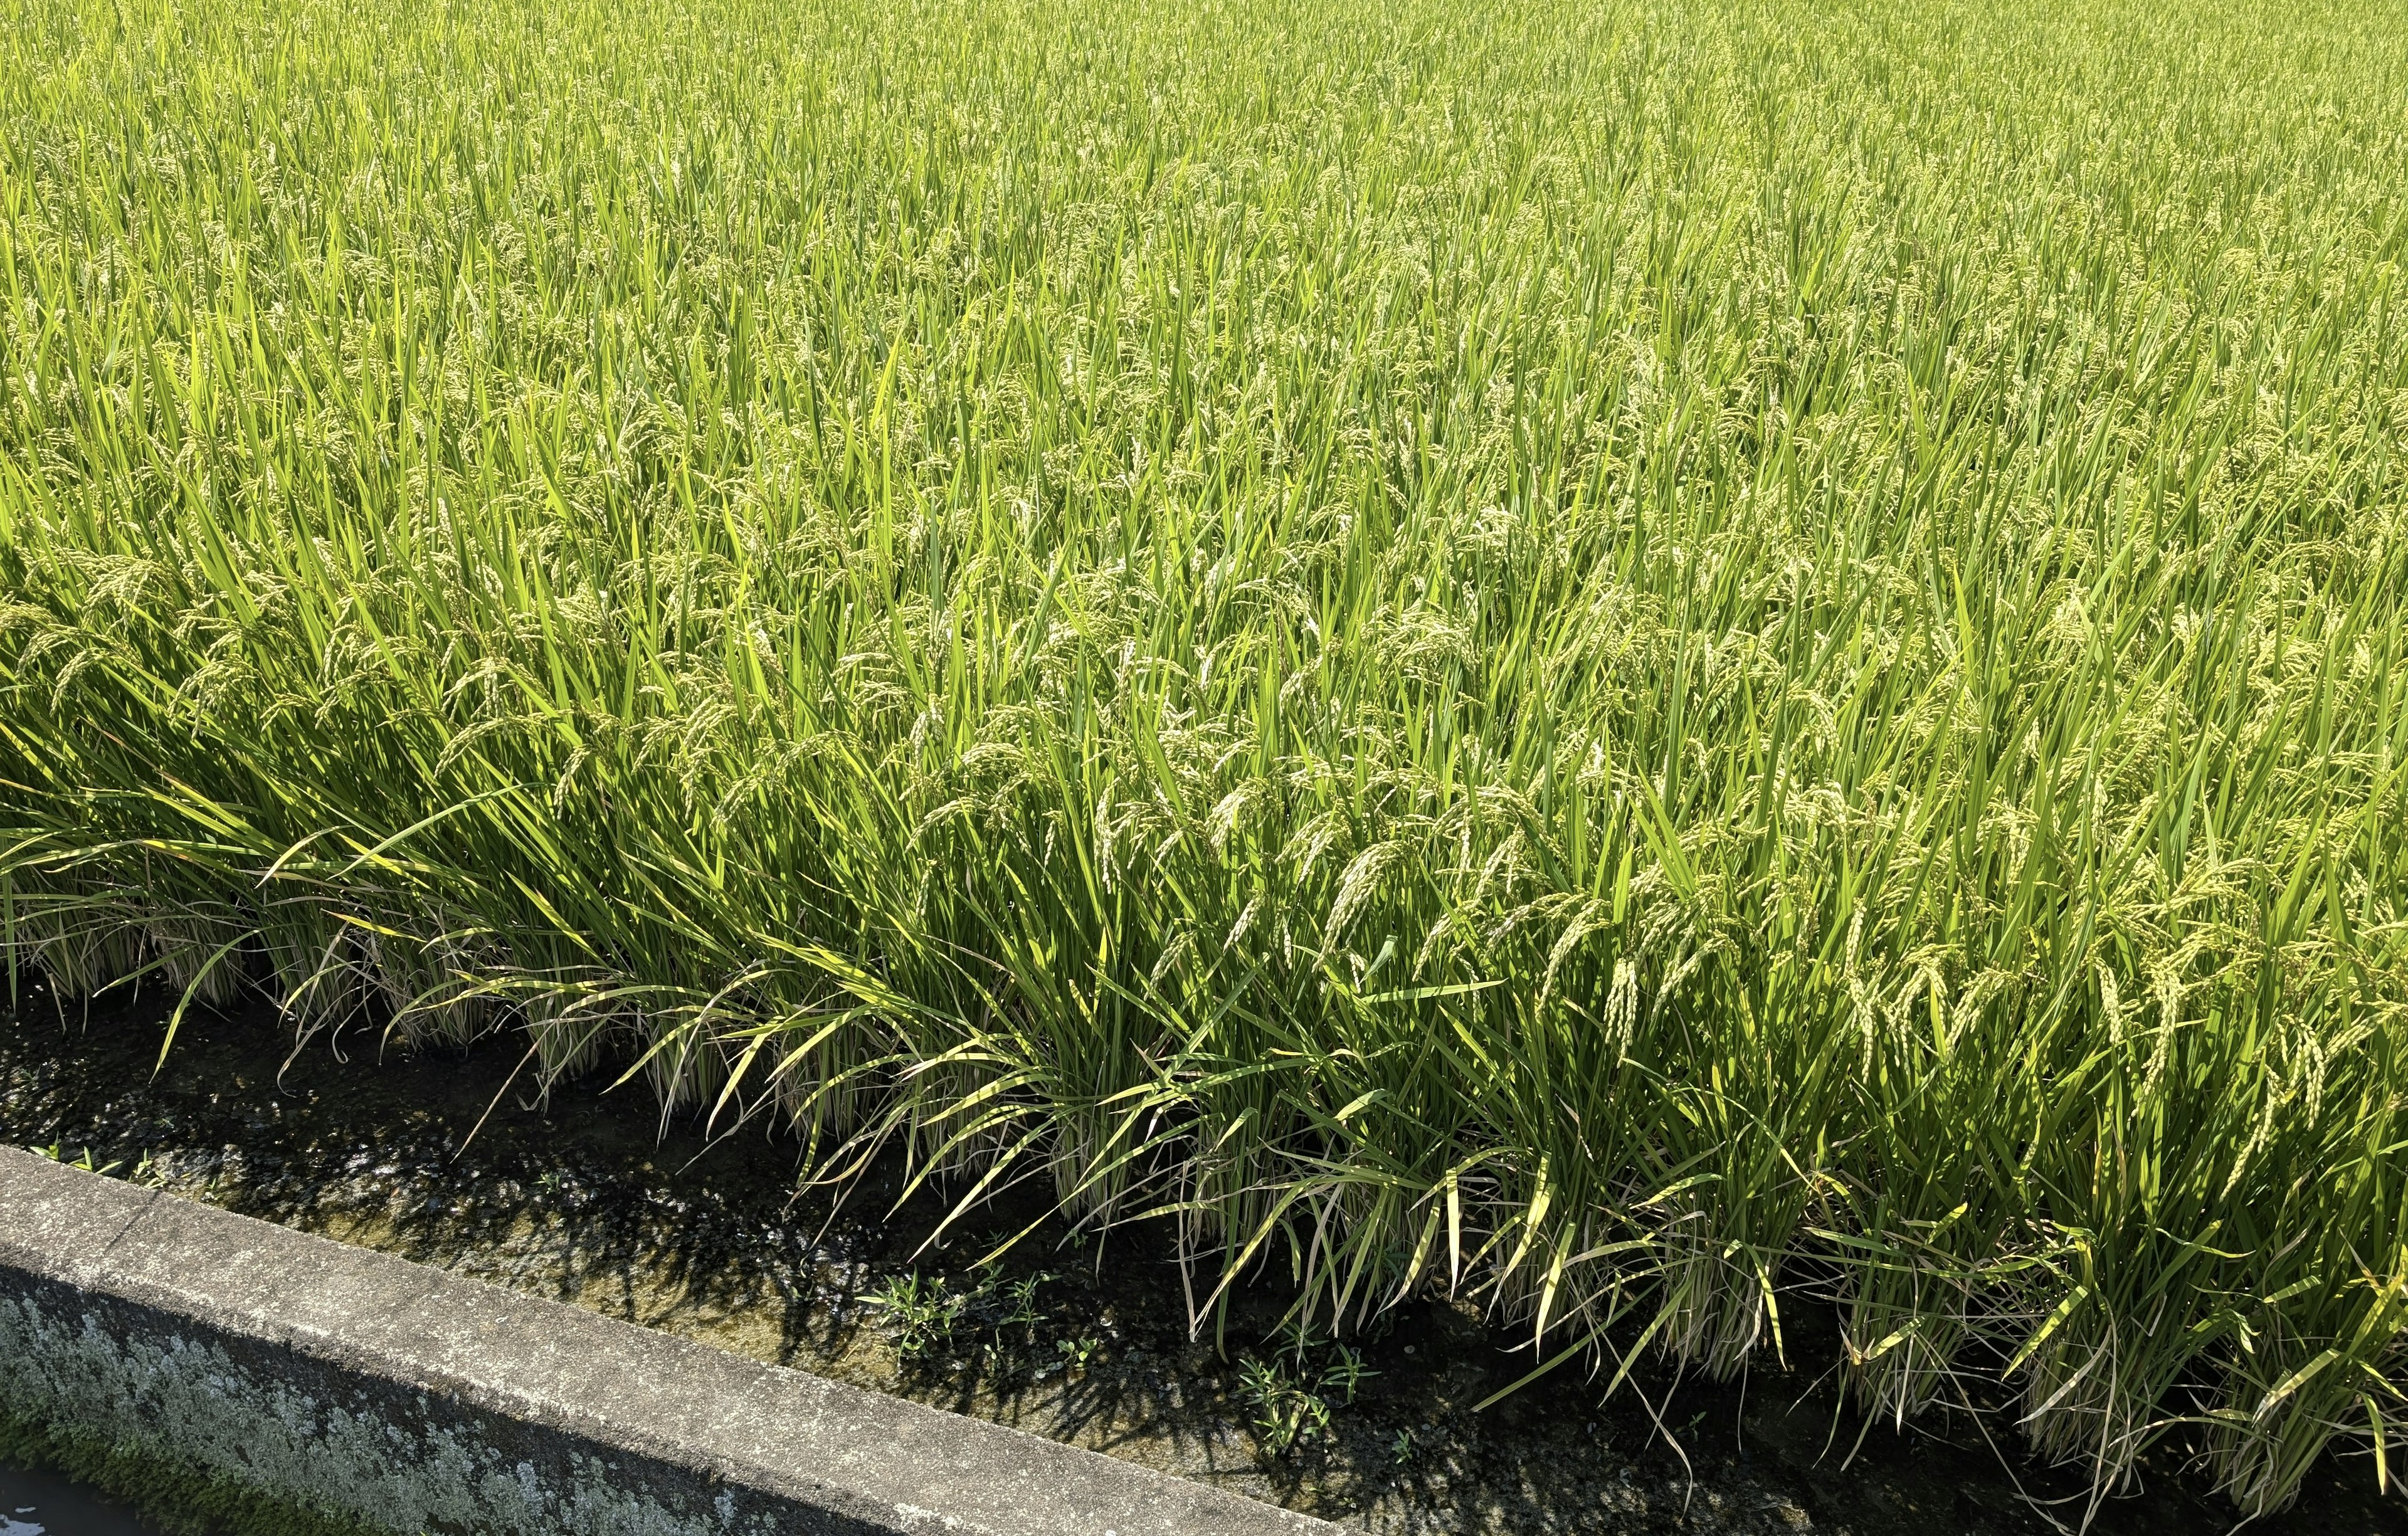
[{"xmin": 4, "ymin": 0, "xmax": 2407, "ymax": 1514}]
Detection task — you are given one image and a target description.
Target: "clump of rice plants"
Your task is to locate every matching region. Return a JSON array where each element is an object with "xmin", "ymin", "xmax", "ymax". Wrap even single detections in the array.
[{"xmin": 4, "ymin": 0, "xmax": 2406, "ymax": 1513}]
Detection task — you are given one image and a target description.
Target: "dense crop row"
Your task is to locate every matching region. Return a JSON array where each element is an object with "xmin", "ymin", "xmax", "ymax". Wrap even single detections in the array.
[{"xmin": 6, "ymin": 0, "xmax": 2408, "ymax": 1512}]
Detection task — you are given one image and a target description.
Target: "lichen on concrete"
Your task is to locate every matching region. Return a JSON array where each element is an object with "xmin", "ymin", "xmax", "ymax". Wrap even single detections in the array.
[{"xmin": 0, "ymin": 1290, "xmax": 788, "ymax": 1536}]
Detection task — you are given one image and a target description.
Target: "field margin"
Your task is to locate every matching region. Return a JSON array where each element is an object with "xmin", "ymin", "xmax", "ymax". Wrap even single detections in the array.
[{"xmin": 0, "ymin": 1148, "xmax": 1334, "ymax": 1536}]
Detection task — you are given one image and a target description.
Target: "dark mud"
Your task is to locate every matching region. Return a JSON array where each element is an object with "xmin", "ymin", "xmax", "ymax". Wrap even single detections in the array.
[{"xmin": 4, "ymin": 980, "xmax": 2402, "ymax": 1536}]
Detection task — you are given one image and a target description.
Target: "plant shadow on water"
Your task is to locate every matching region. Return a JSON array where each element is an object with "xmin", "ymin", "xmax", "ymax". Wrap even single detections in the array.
[{"xmin": 4, "ymin": 982, "xmax": 2402, "ymax": 1536}]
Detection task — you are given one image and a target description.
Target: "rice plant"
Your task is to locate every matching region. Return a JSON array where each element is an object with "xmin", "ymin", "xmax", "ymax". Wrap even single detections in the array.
[{"xmin": 4, "ymin": 0, "xmax": 2406, "ymax": 1512}]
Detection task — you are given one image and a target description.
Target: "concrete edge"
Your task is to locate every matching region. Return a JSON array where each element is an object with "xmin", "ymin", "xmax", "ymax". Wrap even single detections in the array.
[{"xmin": 0, "ymin": 1147, "xmax": 1339, "ymax": 1536}]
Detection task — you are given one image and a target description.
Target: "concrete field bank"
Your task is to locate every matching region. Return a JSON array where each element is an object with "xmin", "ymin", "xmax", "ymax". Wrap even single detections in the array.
[{"xmin": 0, "ymin": 1147, "xmax": 1336, "ymax": 1535}]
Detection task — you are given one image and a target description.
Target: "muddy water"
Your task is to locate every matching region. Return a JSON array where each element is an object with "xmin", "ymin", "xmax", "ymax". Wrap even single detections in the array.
[{"xmin": 4, "ymin": 981, "xmax": 2402, "ymax": 1536}]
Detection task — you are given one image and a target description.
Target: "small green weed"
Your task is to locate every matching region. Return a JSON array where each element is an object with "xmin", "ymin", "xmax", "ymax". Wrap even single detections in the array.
[
  {"xmin": 863, "ymin": 1273, "xmax": 962, "ymax": 1361},
  {"xmin": 30, "ymin": 1142, "xmax": 124, "ymax": 1177},
  {"xmin": 1237, "ymin": 1356, "xmax": 1333, "ymax": 1458}
]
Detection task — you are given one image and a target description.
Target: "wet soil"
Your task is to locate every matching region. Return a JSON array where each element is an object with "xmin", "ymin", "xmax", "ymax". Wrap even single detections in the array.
[{"xmin": 4, "ymin": 979, "xmax": 2403, "ymax": 1536}]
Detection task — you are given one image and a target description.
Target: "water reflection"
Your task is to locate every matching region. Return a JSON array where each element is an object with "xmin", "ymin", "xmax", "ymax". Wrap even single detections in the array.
[{"xmin": 0, "ymin": 1463, "xmax": 170, "ymax": 1536}]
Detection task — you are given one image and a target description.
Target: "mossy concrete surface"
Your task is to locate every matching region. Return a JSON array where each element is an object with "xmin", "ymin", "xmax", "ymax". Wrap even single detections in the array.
[{"xmin": 0, "ymin": 1149, "xmax": 1336, "ymax": 1535}]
